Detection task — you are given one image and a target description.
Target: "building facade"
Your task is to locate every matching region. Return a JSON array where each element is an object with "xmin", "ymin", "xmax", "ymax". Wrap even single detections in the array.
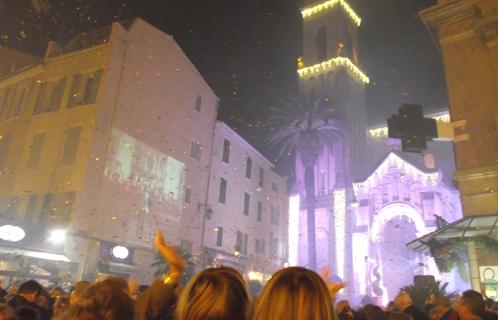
[
  {"xmin": 0, "ymin": 18, "xmax": 219, "ymax": 283},
  {"xmin": 419, "ymin": 0, "xmax": 498, "ymax": 292},
  {"xmin": 203, "ymin": 122, "xmax": 288, "ymax": 280}
]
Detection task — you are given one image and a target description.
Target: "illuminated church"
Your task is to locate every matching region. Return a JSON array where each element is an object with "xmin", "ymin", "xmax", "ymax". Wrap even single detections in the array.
[{"xmin": 289, "ymin": 0, "xmax": 465, "ymax": 304}]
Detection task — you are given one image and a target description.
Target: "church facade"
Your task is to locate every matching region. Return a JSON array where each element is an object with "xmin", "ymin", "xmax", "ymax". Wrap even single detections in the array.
[{"xmin": 290, "ymin": 0, "xmax": 465, "ymax": 303}]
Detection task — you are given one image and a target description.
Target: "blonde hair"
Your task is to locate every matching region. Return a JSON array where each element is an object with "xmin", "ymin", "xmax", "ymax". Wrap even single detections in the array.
[
  {"xmin": 253, "ymin": 267, "xmax": 335, "ymax": 320},
  {"xmin": 175, "ymin": 266, "xmax": 249, "ymax": 320}
]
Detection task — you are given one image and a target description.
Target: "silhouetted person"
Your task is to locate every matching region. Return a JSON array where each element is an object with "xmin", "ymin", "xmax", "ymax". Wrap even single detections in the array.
[
  {"xmin": 7, "ymin": 280, "xmax": 50, "ymax": 320},
  {"xmin": 395, "ymin": 292, "xmax": 428, "ymax": 320}
]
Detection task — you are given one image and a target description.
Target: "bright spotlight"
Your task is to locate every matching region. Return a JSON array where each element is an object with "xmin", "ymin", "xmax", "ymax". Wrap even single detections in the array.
[
  {"xmin": 0, "ymin": 225, "xmax": 26, "ymax": 242},
  {"xmin": 111, "ymin": 245, "xmax": 129, "ymax": 260},
  {"xmin": 49, "ymin": 229, "xmax": 67, "ymax": 244}
]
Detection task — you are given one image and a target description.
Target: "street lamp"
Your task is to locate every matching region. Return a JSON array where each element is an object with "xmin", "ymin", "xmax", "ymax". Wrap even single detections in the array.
[{"xmin": 48, "ymin": 229, "xmax": 67, "ymax": 244}]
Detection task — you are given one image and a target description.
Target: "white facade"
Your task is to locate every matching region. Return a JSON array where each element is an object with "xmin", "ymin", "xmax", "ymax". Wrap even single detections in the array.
[{"xmin": 203, "ymin": 122, "xmax": 288, "ymax": 279}]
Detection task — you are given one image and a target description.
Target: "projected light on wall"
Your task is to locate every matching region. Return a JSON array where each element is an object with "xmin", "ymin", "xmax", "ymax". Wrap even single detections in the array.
[
  {"xmin": 103, "ymin": 128, "xmax": 185, "ymax": 244},
  {"xmin": 334, "ymin": 189, "xmax": 346, "ymax": 279},
  {"xmin": 288, "ymin": 195, "xmax": 300, "ymax": 266}
]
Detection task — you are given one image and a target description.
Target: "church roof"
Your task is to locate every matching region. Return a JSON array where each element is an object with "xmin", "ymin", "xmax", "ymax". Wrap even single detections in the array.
[{"xmin": 354, "ymin": 151, "xmax": 441, "ymax": 191}]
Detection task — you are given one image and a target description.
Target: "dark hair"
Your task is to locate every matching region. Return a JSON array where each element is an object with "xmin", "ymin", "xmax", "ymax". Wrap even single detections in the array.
[
  {"xmin": 361, "ymin": 304, "xmax": 387, "ymax": 320},
  {"xmin": 461, "ymin": 290, "xmax": 485, "ymax": 317},
  {"xmin": 65, "ymin": 279, "xmax": 135, "ymax": 320},
  {"xmin": 16, "ymin": 306, "xmax": 41, "ymax": 320},
  {"xmin": 18, "ymin": 280, "xmax": 43, "ymax": 297}
]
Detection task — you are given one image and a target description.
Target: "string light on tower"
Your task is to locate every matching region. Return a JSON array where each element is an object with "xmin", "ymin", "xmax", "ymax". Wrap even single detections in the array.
[
  {"xmin": 301, "ymin": 0, "xmax": 362, "ymax": 27},
  {"xmin": 297, "ymin": 57, "xmax": 370, "ymax": 84},
  {"xmin": 333, "ymin": 189, "xmax": 346, "ymax": 279},
  {"xmin": 288, "ymin": 195, "xmax": 300, "ymax": 266}
]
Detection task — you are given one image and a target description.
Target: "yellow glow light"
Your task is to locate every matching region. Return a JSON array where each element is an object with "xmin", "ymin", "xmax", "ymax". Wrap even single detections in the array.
[
  {"xmin": 301, "ymin": 0, "xmax": 361, "ymax": 27},
  {"xmin": 297, "ymin": 57, "xmax": 370, "ymax": 84}
]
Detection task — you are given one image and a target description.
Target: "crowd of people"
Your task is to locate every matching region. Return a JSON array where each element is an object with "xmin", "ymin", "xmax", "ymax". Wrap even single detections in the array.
[{"xmin": 0, "ymin": 231, "xmax": 497, "ymax": 320}]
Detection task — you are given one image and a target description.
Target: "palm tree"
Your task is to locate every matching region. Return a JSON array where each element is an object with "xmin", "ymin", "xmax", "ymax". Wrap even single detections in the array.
[
  {"xmin": 401, "ymin": 280, "xmax": 457, "ymax": 310},
  {"xmin": 150, "ymin": 248, "xmax": 196, "ymax": 286},
  {"xmin": 268, "ymin": 94, "xmax": 345, "ymax": 270}
]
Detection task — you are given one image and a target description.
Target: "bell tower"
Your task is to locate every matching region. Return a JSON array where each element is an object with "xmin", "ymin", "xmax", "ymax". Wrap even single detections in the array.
[
  {"xmin": 298, "ymin": 0, "xmax": 369, "ymax": 180},
  {"xmin": 294, "ymin": 0, "xmax": 370, "ymax": 291}
]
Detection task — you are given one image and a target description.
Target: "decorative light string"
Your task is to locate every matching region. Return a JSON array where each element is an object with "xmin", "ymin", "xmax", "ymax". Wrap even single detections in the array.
[
  {"xmin": 301, "ymin": 0, "xmax": 362, "ymax": 27},
  {"xmin": 333, "ymin": 189, "xmax": 346, "ymax": 279},
  {"xmin": 297, "ymin": 57, "xmax": 370, "ymax": 84}
]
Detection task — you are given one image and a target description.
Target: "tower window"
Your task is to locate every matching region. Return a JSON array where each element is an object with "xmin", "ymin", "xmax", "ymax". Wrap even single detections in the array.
[{"xmin": 316, "ymin": 27, "xmax": 327, "ymax": 61}]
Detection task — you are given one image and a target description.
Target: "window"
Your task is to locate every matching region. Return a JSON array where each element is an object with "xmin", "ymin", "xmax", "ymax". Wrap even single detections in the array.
[
  {"xmin": 243, "ymin": 192, "xmax": 250, "ymax": 216},
  {"xmin": 269, "ymin": 233, "xmax": 279, "ymax": 258},
  {"xmin": 222, "ymin": 139, "xmax": 230, "ymax": 163},
  {"xmin": 271, "ymin": 205, "xmax": 280, "ymax": 225},
  {"xmin": 27, "ymin": 133, "xmax": 46, "ymax": 168},
  {"xmin": 180, "ymin": 239, "xmax": 193, "ymax": 254},
  {"xmin": 184, "ymin": 187, "xmax": 192, "ymax": 204},
  {"xmin": 0, "ymin": 134, "xmax": 12, "ymax": 169},
  {"xmin": 9, "ymin": 84, "xmax": 29, "ymax": 118},
  {"xmin": 235, "ymin": 231, "xmax": 248, "ymax": 255},
  {"xmin": 195, "ymin": 95, "xmax": 202, "ymax": 112},
  {"xmin": 68, "ymin": 70, "xmax": 102, "ymax": 108},
  {"xmin": 255, "ymin": 239, "xmax": 266, "ymax": 254},
  {"xmin": 24, "ymin": 194, "xmax": 38, "ymax": 223},
  {"xmin": 49, "ymin": 78, "xmax": 66, "ymax": 111},
  {"xmin": 218, "ymin": 178, "xmax": 227, "ymax": 204},
  {"xmin": 272, "ymin": 182, "xmax": 278, "ymax": 193},
  {"xmin": 258, "ymin": 167, "xmax": 264, "ymax": 187},
  {"xmin": 190, "ymin": 142, "xmax": 202, "ymax": 161},
  {"xmin": 216, "ymin": 227, "xmax": 223, "ymax": 247},
  {"xmin": 81, "ymin": 70, "xmax": 102, "ymax": 105},
  {"xmin": 245, "ymin": 157, "xmax": 252, "ymax": 178},
  {"xmin": 316, "ymin": 26, "xmax": 327, "ymax": 61},
  {"xmin": 67, "ymin": 73, "xmax": 82, "ymax": 108},
  {"xmin": 34, "ymin": 82, "xmax": 47, "ymax": 114},
  {"xmin": 62, "ymin": 127, "xmax": 82, "ymax": 165},
  {"xmin": 0, "ymin": 86, "xmax": 15, "ymax": 118},
  {"xmin": 257, "ymin": 201, "xmax": 263, "ymax": 222}
]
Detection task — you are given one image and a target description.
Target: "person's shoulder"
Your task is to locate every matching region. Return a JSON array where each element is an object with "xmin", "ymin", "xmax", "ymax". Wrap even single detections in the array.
[{"xmin": 483, "ymin": 311, "xmax": 498, "ymax": 320}]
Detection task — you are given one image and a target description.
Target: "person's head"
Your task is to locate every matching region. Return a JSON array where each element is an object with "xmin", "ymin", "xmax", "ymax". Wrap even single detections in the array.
[
  {"xmin": 65, "ymin": 279, "xmax": 135, "ymax": 320},
  {"xmin": 70, "ymin": 281, "xmax": 91, "ymax": 305},
  {"xmin": 15, "ymin": 306, "xmax": 41, "ymax": 320},
  {"xmin": 394, "ymin": 292, "xmax": 413, "ymax": 312},
  {"xmin": 53, "ymin": 295, "xmax": 70, "ymax": 318},
  {"xmin": 426, "ymin": 293, "xmax": 437, "ymax": 305},
  {"xmin": 176, "ymin": 266, "xmax": 249, "ymax": 320},
  {"xmin": 17, "ymin": 280, "xmax": 43, "ymax": 303},
  {"xmin": 337, "ymin": 300, "xmax": 355, "ymax": 320},
  {"xmin": 362, "ymin": 304, "xmax": 387, "ymax": 320},
  {"xmin": 253, "ymin": 266, "xmax": 335, "ymax": 320},
  {"xmin": 434, "ymin": 296, "xmax": 452, "ymax": 312},
  {"xmin": 455, "ymin": 290, "xmax": 485, "ymax": 320},
  {"xmin": 0, "ymin": 303, "xmax": 16, "ymax": 320},
  {"xmin": 386, "ymin": 301, "xmax": 398, "ymax": 313},
  {"xmin": 388, "ymin": 311, "xmax": 413, "ymax": 320},
  {"xmin": 50, "ymin": 287, "xmax": 65, "ymax": 300}
]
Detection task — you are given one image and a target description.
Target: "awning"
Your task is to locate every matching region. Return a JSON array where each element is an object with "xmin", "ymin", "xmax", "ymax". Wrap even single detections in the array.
[
  {"xmin": 0, "ymin": 246, "xmax": 71, "ymax": 262},
  {"xmin": 407, "ymin": 214, "xmax": 498, "ymax": 251}
]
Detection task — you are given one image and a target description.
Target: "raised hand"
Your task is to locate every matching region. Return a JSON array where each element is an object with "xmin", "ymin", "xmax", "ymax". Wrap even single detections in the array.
[
  {"xmin": 320, "ymin": 266, "xmax": 346, "ymax": 298},
  {"xmin": 155, "ymin": 230, "xmax": 186, "ymax": 272}
]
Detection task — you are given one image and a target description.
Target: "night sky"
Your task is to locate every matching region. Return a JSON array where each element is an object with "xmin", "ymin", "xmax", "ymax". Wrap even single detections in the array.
[{"xmin": 0, "ymin": 0, "xmax": 448, "ymax": 162}]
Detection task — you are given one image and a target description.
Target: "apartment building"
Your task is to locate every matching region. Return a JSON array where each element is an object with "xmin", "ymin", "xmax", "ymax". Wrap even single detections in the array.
[
  {"xmin": 0, "ymin": 18, "xmax": 218, "ymax": 283},
  {"xmin": 203, "ymin": 122, "xmax": 288, "ymax": 280}
]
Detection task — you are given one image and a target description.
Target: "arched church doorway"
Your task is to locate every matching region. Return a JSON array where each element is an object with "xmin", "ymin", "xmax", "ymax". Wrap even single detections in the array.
[{"xmin": 370, "ymin": 203, "xmax": 427, "ymax": 303}]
